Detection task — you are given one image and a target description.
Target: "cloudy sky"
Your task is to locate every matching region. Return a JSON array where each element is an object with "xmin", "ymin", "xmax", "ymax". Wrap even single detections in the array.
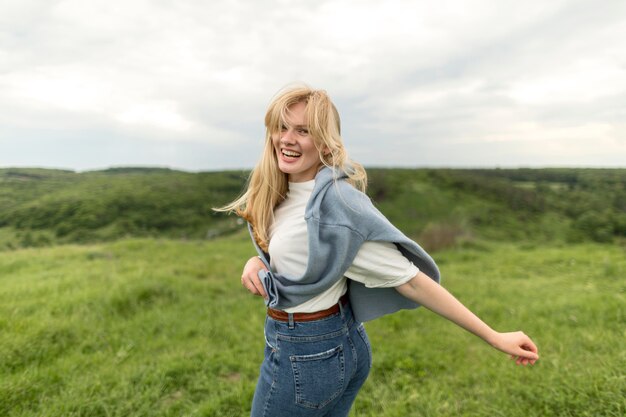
[{"xmin": 1, "ymin": 0, "xmax": 625, "ymax": 171}]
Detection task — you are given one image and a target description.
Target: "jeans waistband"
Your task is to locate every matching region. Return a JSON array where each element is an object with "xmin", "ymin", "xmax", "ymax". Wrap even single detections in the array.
[{"xmin": 267, "ymin": 293, "xmax": 349, "ymax": 323}]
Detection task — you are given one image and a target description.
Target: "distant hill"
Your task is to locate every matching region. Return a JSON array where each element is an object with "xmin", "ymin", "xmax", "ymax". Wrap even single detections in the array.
[
  {"xmin": 0, "ymin": 167, "xmax": 247, "ymax": 249},
  {"xmin": 361, "ymin": 168, "xmax": 626, "ymax": 250},
  {"xmin": 1, "ymin": 167, "xmax": 624, "ymax": 250}
]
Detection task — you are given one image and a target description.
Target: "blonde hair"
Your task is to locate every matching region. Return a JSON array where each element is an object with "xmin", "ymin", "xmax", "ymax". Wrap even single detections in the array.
[{"xmin": 216, "ymin": 84, "xmax": 367, "ymax": 251}]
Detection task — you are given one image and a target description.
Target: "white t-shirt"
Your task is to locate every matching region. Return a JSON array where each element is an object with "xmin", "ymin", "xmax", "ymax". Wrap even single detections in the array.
[{"xmin": 269, "ymin": 180, "xmax": 418, "ymax": 313}]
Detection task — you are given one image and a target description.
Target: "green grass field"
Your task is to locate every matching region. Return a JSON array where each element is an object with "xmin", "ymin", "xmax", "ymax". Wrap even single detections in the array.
[{"xmin": 1, "ymin": 231, "xmax": 624, "ymax": 416}]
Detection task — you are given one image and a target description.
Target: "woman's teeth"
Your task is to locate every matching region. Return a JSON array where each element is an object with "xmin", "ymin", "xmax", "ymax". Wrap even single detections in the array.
[{"xmin": 282, "ymin": 150, "xmax": 301, "ymax": 157}]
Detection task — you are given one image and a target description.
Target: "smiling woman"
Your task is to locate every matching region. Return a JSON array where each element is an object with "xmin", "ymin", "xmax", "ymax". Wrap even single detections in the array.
[
  {"xmin": 215, "ymin": 84, "xmax": 538, "ymax": 417},
  {"xmin": 220, "ymin": 85, "xmax": 367, "ymax": 251},
  {"xmin": 272, "ymin": 101, "xmax": 324, "ymax": 183}
]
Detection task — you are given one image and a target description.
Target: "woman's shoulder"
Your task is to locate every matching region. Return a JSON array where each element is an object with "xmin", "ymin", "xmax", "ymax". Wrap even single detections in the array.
[
  {"xmin": 326, "ymin": 177, "xmax": 371, "ymax": 204},
  {"xmin": 315, "ymin": 178, "xmax": 378, "ymax": 225}
]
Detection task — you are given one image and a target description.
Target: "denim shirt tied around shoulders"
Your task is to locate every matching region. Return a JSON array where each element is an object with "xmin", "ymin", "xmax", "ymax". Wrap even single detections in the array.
[{"xmin": 247, "ymin": 166, "xmax": 441, "ymax": 323}]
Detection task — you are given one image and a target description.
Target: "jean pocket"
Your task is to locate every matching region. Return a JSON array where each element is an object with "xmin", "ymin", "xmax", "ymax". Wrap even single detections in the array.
[{"xmin": 289, "ymin": 345, "xmax": 345, "ymax": 409}]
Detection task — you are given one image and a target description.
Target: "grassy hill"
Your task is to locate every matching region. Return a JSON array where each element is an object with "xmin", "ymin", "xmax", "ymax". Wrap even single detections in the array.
[
  {"xmin": 1, "ymin": 167, "xmax": 625, "ymax": 251},
  {"xmin": 0, "ymin": 168, "xmax": 247, "ymax": 249},
  {"xmin": 1, "ymin": 167, "xmax": 624, "ymax": 415},
  {"xmin": 1, "ymin": 234, "xmax": 624, "ymax": 416}
]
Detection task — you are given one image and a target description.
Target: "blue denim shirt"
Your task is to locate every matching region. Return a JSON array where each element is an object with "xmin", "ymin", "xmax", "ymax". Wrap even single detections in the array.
[{"xmin": 248, "ymin": 166, "xmax": 441, "ymax": 322}]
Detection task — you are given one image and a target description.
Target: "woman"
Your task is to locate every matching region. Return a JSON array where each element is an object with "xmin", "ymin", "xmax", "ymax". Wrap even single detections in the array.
[{"xmin": 218, "ymin": 84, "xmax": 539, "ymax": 416}]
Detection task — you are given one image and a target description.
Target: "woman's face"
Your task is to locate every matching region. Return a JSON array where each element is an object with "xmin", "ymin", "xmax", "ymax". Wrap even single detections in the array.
[{"xmin": 272, "ymin": 101, "xmax": 323, "ymax": 182}]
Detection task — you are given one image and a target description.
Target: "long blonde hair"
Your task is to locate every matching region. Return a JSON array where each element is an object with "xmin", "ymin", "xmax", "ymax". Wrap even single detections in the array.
[{"xmin": 216, "ymin": 84, "xmax": 367, "ymax": 251}]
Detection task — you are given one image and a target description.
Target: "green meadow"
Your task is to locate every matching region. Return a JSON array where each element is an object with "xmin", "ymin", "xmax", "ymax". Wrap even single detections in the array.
[
  {"xmin": 1, "ymin": 167, "xmax": 625, "ymax": 416},
  {"xmin": 2, "ymin": 234, "xmax": 624, "ymax": 416}
]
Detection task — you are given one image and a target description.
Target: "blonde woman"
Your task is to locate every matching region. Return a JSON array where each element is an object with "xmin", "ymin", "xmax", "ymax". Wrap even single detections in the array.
[{"xmin": 219, "ymin": 85, "xmax": 539, "ymax": 416}]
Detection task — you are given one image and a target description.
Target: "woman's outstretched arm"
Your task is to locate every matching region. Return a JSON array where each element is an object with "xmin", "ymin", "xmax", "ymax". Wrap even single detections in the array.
[{"xmin": 395, "ymin": 271, "xmax": 539, "ymax": 365}]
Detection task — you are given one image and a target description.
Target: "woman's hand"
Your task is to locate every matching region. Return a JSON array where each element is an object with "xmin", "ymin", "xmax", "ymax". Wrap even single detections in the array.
[
  {"xmin": 489, "ymin": 331, "xmax": 539, "ymax": 366},
  {"xmin": 241, "ymin": 256, "xmax": 268, "ymax": 299}
]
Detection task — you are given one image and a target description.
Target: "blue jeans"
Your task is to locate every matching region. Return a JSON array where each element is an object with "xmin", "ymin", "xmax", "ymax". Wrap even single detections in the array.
[{"xmin": 251, "ymin": 302, "xmax": 372, "ymax": 417}]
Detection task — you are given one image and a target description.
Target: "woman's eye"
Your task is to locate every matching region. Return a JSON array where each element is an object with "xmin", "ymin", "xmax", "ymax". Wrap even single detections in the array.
[
  {"xmin": 298, "ymin": 129, "xmax": 309, "ymax": 135},
  {"xmin": 280, "ymin": 125, "xmax": 288, "ymax": 131}
]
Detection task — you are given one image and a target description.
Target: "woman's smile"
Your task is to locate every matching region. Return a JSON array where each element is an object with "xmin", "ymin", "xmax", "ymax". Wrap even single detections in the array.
[{"xmin": 280, "ymin": 148, "xmax": 303, "ymax": 159}]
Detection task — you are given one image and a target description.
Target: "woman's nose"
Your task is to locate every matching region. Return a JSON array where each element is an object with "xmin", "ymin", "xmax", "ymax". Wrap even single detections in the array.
[{"xmin": 281, "ymin": 129, "xmax": 296, "ymax": 144}]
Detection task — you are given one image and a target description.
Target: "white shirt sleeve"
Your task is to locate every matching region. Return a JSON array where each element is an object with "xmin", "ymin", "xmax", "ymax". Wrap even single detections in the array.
[{"xmin": 345, "ymin": 241, "xmax": 419, "ymax": 288}]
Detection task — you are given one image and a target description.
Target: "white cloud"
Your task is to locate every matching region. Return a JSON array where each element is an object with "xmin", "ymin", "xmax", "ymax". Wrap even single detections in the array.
[
  {"xmin": 4, "ymin": 67, "xmax": 112, "ymax": 113},
  {"xmin": 0, "ymin": 0, "xmax": 625, "ymax": 169},
  {"xmin": 509, "ymin": 62, "xmax": 626, "ymax": 105},
  {"xmin": 115, "ymin": 101, "xmax": 193, "ymax": 132}
]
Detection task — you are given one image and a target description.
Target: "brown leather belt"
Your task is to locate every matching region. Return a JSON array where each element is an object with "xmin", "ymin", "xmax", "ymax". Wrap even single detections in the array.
[{"xmin": 267, "ymin": 293, "xmax": 349, "ymax": 322}]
